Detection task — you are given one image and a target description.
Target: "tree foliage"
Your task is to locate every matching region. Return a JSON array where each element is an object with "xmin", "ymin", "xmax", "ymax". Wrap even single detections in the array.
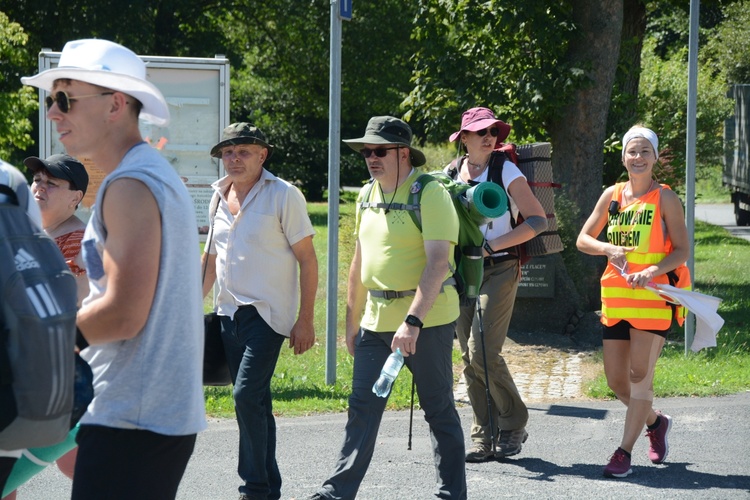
[
  {"xmin": 0, "ymin": 12, "xmax": 36, "ymax": 164},
  {"xmin": 704, "ymin": 0, "xmax": 750, "ymax": 84},
  {"xmin": 3, "ymin": 1, "xmax": 746, "ymax": 193},
  {"xmin": 179, "ymin": 1, "xmax": 419, "ymax": 199},
  {"xmin": 638, "ymin": 37, "xmax": 733, "ymax": 190},
  {"xmin": 404, "ymin": 1, "xmax": 582, "ymax": 144}
]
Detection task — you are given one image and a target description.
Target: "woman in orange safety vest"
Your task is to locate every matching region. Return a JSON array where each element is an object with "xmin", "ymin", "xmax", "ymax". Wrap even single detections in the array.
[{"xmin": 577, "ymin": 125, "xmax": 690, "ymax": 479}]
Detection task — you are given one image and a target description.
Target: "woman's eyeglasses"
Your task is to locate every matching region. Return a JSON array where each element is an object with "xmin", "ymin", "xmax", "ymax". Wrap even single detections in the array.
[
  {"xmin": 360, "ymin": 146, "xmax": 400, "ymax": 158},
  {"xmin": 45, "ymin": 91, "xmax": 115, "ymax": 113},
  {"xmin": 474, "ymin": 127, "xmax": 499, "ymax": 137}
]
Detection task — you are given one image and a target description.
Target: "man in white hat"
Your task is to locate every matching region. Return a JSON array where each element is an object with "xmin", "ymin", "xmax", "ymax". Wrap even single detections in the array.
[{"xmin": 22, "ymin": 39, "xmax": 206, "ymax": 500}]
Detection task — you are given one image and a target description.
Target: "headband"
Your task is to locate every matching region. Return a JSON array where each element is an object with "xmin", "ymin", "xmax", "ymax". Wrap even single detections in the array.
[{"xmin": 622, "ymin": 127, "xmax": 659, "ymax": 160}]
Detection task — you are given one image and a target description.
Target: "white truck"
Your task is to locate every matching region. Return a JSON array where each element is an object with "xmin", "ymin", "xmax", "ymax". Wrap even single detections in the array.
[{"xmin": 724, "ymin": 84, "xmax": 750, "ymax": 226}]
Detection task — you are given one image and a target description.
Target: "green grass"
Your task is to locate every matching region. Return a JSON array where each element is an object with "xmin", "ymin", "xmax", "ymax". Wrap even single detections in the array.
[
  {"xmin": 694, "ymin": 163, "xmax": 731, "ymax": 204},
  {"xmin": 585, "ymin": 220, "xmax": 750, "ymax": 399},
  {"xmin": 204, "ymin": 197, "xmax": 750, "ymax": 417}
]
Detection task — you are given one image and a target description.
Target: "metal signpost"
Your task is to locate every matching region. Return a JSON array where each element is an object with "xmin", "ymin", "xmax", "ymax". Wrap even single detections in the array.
[
  {"xmin": 684, "ymin": 0, "xmax": 699, "ymax": 353},
  {"xmin": 326, "ymin": 0, "xmax": 351, "ymax": 384}
]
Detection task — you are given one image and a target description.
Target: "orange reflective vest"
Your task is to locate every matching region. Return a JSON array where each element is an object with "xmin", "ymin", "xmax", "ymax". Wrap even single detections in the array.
[{"xmin": 601, "ymin": 183, "xmax": 691, "ymax": 330}]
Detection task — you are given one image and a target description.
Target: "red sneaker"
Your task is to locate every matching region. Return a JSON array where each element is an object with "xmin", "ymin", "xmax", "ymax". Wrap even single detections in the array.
[
  {"xmin": 603, "ymin": 448, "xmax": 633, "ymax": 478},
  {"xmin": 646, "ymin": 411, "xmax": 673, "ymax": 464}
]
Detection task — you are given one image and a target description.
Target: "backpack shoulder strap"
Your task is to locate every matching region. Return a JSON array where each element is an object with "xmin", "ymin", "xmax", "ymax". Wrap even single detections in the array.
[
  {"xmin": 209, "ymin": 190, "xmax": 220, "ymax": 222},
  {"xmin": 445, "ymin": 157, "xmax": 463, "ymax": 180},
  {"xmin": 359, "ymin": 179, "xmax": 393, "ymax": 211},
  {"xmin": 359, "ymin": 174, "xmax": 438, "ymax": 232},
  {"xmin": 487, "ymin": 150, "xmax": 507, "ymax": 188},
  {"xmin": 402, "ymin": 173, "xmax": 437, "ymax": 232},
  {"xmin": 0, "ymin": 184, "xmax": 19, "ymax": 206}
]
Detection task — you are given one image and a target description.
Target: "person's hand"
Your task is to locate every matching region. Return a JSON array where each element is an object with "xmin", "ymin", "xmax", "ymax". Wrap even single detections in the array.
[
  {"xmin": 391, "ymin": 323, "xmax": 419, "ymax": 357},
  {"xmin": 289, "ymin": 318, "xmax": 315, "ymax": 355},
  {"xmin": 345, "ymin": 328, "xmax": 359, "ymax": 357},
  {"xmin": 607, "ymin": 245, "xmax": 635, "ymax": 276},
  {"xmin": 625, "ymin": 268, "xmax": 655, "ymax": 289}
]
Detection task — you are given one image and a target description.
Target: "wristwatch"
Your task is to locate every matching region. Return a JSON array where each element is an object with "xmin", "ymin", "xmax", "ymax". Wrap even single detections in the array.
[
  {"xmin": 404, "ymin": 314, "xmax": 423, "ymax": 329},
  {"xmin": 483, "ymin": 239, "xmax": 495, "ymax": 255}
]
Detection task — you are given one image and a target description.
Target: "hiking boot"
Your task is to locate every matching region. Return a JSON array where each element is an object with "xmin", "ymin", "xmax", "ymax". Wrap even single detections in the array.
[
  {"xmin": 494, "ymin": 428, "xmax": 528, "ymax": 458},
  {"xmin": 603, "ymin": 448, "xmax": 633, "ymax": 478},
  {"xmin": 646, "ymin": 411, "xmax": 673, "ymax": 464},
  {"xmin": 465, "ymin": 441, "xmax": 494, "ymax": 462}
]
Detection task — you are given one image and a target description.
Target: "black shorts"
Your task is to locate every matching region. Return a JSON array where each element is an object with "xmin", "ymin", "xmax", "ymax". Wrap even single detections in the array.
[
  {"xmin": 603, "ymin": 320, "xmax": 670, "ymax": 340},
  {"xmin": 72, "ymin": 425, "xmax": 196, "ymax": 500},
  {"xmin": 0, "ymin": 457, "xmax": 18, "ymax": 494}
]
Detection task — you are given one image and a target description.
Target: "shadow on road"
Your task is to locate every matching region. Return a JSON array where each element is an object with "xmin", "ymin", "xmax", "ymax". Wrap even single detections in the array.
[{"xmin": 505, "ymin": 457, "xmax": 750, "ymax": 492}]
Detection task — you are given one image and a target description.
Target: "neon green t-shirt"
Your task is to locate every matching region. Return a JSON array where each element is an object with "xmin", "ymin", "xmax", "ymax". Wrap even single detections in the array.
[{"xmin": 355, "ymin": 170, "xmax": 460, "ymax": 331}]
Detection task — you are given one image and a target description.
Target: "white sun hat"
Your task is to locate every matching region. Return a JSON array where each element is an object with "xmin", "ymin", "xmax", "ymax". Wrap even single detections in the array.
[{"xmin": 21, "ymin": 38, "xmax": 169, "ymax": 127}]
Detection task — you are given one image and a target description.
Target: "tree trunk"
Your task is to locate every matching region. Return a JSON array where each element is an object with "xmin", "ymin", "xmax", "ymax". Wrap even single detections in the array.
[
  {"xmin": 617, "ymin": 0, "xmax": 646, "ymax": 124},
  {"xmin": 548, "ymin": 1, "xmax": 624, "ymax": 308},
  {"xmin": 601, "ymin": 0, "xmax": 648, "ymax": 184}
]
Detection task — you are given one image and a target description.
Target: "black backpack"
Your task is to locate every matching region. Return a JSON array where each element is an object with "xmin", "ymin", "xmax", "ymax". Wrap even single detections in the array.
[{"xmin": 0, "ymin": 184, "xmax": 79, "ymax": 450}]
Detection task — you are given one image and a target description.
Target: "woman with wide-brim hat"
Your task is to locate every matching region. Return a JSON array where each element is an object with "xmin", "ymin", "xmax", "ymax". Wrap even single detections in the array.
[{"xmin": 448, "ymin": 107, "xmax": 547, "ymax": 463}]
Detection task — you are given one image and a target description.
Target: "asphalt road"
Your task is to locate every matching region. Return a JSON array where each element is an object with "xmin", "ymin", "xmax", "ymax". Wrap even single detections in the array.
[
  {"xmin": 16, "ymin": 392, "xmax": 750, "ymax": 499},
  {"xmin": 694, "ymin": 203, "xmax": 750, "ymax": 241},
  {"xmin": 14, "ymin": 203, "xmax": 750, "ymax": 499}
]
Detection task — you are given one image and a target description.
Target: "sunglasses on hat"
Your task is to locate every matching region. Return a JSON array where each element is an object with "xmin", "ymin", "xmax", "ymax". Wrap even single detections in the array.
[
  {"xmin": 360, "ymin": 146, "xmax": 400, "ymax": 159},
  {"xmin": 45, "ymin": 90, "xmax": 115, "ymax": 114},
  {"xmin": 474, "ymin": 127, "xmax": 499, "ymax": 137}
]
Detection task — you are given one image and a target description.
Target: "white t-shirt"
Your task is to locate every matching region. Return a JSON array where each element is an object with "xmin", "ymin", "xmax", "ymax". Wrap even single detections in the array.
[
  {"xmin": 208, "ymin": 169, "xmax": 315, "ymax": 336},
  {"xmin": 453, "ymin": 159, "xmax": 525, "ymax": 243}
]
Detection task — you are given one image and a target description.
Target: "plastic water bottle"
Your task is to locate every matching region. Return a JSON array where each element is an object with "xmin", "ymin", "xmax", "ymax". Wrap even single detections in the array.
[{"xmin": 372, "ymin": 348, "xmax": 405, "ymax": 398}]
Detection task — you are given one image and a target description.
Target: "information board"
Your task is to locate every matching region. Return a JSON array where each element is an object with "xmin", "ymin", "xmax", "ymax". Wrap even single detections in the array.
[{"xmin": 517, "ymin": 257, "xmax": 556, "ymax": 298}]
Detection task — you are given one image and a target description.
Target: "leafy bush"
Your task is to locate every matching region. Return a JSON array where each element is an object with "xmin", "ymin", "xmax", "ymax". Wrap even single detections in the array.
[{"xmin": 635, "ymin": 37, "xmax": 733, "ymax": 192}]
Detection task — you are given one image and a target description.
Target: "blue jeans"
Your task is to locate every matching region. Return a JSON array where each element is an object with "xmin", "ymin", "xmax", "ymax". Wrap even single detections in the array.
[
  {"xmin": 319, "ymin": 323, "xmax": 466, "ymax": 500},
  {"xmin": 221, "ymin": 306, "xmax": 285, "ymax": 500}
]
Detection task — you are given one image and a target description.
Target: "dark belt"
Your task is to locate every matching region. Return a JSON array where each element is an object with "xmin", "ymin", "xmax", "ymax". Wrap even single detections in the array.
[
  {"xmin": 369, "ymin": 277, "xmax": 457, "ymax": 300},
  {"xmin": 484, "ymin": 253, "xmax": 518, "ymax": 267}
]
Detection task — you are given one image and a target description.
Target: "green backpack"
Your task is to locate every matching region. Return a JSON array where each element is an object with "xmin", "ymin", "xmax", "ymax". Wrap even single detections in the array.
[{"xmin": 360, "ymin": 172, "xmax": 507, "ymax": 306}]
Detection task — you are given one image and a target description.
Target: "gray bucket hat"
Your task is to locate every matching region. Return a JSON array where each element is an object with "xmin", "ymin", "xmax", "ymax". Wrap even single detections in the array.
[
  {"xmin": 210, "ymin": 123, "xmax": 275, "ymax": 160},
  {"xmin": 343, "ymin": 116, "xmax": 426, "ymax": 167}
]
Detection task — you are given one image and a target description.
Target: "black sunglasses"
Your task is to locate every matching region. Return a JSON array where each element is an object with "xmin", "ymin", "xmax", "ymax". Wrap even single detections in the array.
[
  {"xmin": 45, "ymin": 91, "xmax": 115, "ymax": 113},
  {"xmin": 475, "ymin": 127, "xmax": 499, "ymax": 137},
  {"xmin": 360, "ymin": 146, "xmax": 400, "ymax": 158}
]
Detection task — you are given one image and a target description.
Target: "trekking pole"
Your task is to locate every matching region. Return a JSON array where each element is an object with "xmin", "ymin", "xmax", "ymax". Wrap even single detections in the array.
[
  {"xmin": 408, "ymin": 374, "xmax": 415, "ymax": 450},
  {"xmin": 476, "ymin": 300, "xmax": 496, "ymax": 454}
]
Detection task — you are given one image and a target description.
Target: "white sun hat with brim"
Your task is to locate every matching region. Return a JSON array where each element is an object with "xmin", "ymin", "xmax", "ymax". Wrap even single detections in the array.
[{"xmin": 21, "ymin": 38, "xmax": 169, "ymax": 127}]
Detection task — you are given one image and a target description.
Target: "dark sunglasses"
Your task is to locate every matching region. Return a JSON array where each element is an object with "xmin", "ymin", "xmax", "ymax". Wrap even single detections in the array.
[
  {"xmin": 474, "ymin": 127, "xmax": 499, "ymax": 137},
  {"xmin": 45, "ymin": 91, "xmax": 115, "ymax": 113},
  {"xmin": 360, "ymin": 146, "xmax": 400, "ymax": 159}
]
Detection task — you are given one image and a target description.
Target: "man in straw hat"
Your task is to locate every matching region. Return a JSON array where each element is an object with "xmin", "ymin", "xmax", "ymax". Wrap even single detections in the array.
[
  {"xmin": 22, "ymin": 39, "xmax": 206, "ymax": 499},
  {"xmin": 202, "ymin": 122, "xmax": 318, "ymax": 500},
  {"xmin": 309, "ymin": 116, "xmax": 467, "ymax": 499}
]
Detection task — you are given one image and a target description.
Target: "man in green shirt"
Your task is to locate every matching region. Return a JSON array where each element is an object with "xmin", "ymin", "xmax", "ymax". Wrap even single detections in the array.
[{"xmin": 311, "ymin": 116, "xmax": 467, "ymax": 500}]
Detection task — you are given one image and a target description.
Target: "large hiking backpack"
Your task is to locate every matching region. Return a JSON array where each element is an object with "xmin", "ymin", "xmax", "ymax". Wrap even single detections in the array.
[
  {"xmin": 359, "ymin": 172, "xmax": 508, "ymax": 306},
  {"xmin": 0, "ymin": 184, "xmax": 79, "ymax": 450},
  {"xmin": 447, "ymin": 142, "xmax": 564, "ymax": 264}
]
